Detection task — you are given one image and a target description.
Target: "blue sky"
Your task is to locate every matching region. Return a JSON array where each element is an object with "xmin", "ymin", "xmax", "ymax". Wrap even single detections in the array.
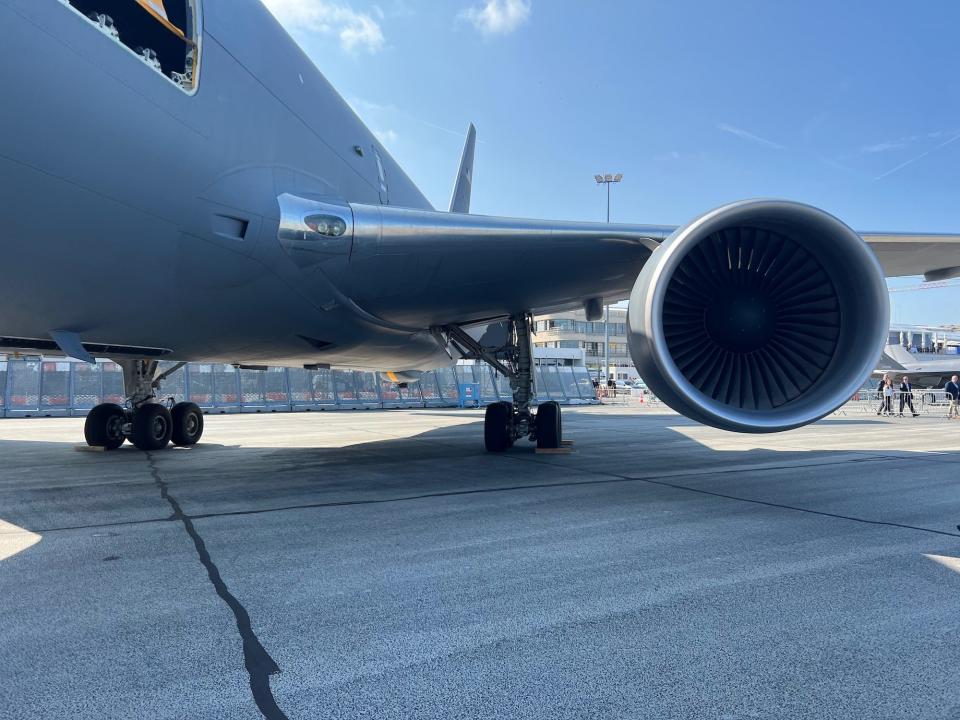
[{"xmin": 263, "ymin": 0, "xmax": 960, "ymax": 325}]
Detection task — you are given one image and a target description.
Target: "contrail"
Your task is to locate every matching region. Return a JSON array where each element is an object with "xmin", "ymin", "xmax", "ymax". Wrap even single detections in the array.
[{"xmin": 874, "ymin": 130, "xmax": 960, "ymax": 181}]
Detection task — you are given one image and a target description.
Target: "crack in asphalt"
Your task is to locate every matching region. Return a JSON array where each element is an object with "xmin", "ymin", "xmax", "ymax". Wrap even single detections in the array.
[
  {"xmin": 146, "ymin": 453, "xmax": 289, "ymax": 720},
  {"xmin": 22, "ymin": 450, "xmax": 960, "ymax": 541}
]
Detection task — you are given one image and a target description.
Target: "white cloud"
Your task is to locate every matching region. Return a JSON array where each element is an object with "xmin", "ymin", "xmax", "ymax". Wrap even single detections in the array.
[
  {"xmin": 373, "ymin": 128, "xmax": 398, "ymax": 146},
  {"xmin": 461, "ymin": 0, "xmax": 531, "ymax": 35},
  {"xmin": 861, "ymin": 139, "xmax": 910, "ymax": 154},
  {"xmin": 717, "ymin": 123, "xmax": 786, "ymax": 150},
  {"xmin": 262, "ymin": 0, "xmax": 385, "ymax": 54}
]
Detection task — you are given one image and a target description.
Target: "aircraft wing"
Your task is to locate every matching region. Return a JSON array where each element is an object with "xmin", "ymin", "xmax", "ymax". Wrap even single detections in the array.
[
  {"xmin": 282, "ymin": 197, "xmax": 672, "ymax": 329},
  {"xmin": 860, "ymin": 232, "xmax": 960, "ymax": 280},
  {"xmin": 285, "ymin": 194, "xmax": 960, "ymax": 331}
]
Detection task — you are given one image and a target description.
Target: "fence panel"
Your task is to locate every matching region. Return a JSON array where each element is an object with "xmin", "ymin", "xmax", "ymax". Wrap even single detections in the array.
[
  {"xmin": 72, "ymin": 362, "xmax": 102, "ymax": 410},
  {"xmin": 0, "ymin": 359, "xmax": 594, "ymax": 416},
  {"xmin": 559, "ymin": 365, "xmax": 583, "ymax": 401},
  {"xmin": 540, "ymin": 365, "xmax": 567, "ymax": 401},
  {"xmin": 435, "ymin": 367, "xmax": 460, "ymax": 403},
  {"xmin": 398, "ymin": 381, "xmax": 425, "ymax": 407},
  {"xmin": 40, "ymin": 361, "xmax": 71, "ymax": 413},
  {"xmin": 7, "ymin": 361, "xmax": 40, "ymax": 414},
  {"xmin": 333, "ymin": 370, "xmax": 360, "ymax": 407},
  {"xmin": 572, "ymin": 366, "xmax": 597, "ymax": 402},
  {"xmin": 188, "ymin": 364, "xmax": 215, "ymax": 408},
  {"xmin": 420, "ymin": 371, "xmax": 446, "ymax": 406},
  {"xmin": 355, "ymin": 371, "xmax": 382, "ymax": 406},
  {"xmin": 454, "ymin": 364, "xmax": 478, "ymax": 385},
  {"xmin": 239, "ymin": 369, "xmax": 266, "ymax": 409},
  {"xmin": 264, "ymin": 368, "xmax": 291, "ymax": 410},
  {"xmin": 102, "ymin": 362, "xmax": 125, "ymax": 404},
  {"xmin": 493, "ymin": 369, "xmax": 512, "ymax": 402},
  {"xmin": 157, "ymin": 362, "xmax": 187, "ymax": 404},
  {"xmin": 313, "ymin": 369, "xmax": 337, "ymax": 406},
  {"xmin": 533, "ymin": 366, "xmax": 549, "ymax": 403},
  {"xmin": 212, "ymin": 364, "xmax": 241, "ymax": 409},
  {"xmin": 478, "ymin": 365, "xmax": 499, "ymax": 403},
  {"xmin": 378, "ymin": 374, "xmax": 403, "ymax": 408}
]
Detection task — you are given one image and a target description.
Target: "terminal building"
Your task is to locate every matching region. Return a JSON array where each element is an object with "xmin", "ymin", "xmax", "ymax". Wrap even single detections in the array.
[{"xmin": 533, "ymin": 307, "xmax": 638, "ymax": 381}]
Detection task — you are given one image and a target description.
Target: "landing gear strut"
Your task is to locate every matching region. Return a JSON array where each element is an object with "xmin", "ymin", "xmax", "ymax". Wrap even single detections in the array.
[
  {"xmin": 84, "ymin": 359, "xmax": 203, "ymax": 451},
  {"xmin": 446, "ymin": 314, "xmax": 563, "ymax": 452}
]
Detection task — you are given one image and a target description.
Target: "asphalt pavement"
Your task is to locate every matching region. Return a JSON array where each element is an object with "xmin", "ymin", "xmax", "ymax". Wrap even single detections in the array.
[{"xmin": 1, "ymin": 406, "xmax": 959, "ymax": 719}]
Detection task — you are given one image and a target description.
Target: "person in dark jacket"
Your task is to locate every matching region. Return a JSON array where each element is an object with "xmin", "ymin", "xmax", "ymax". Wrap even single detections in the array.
[
  {"xmin": 898, "ymin": 376, "xmax": 919, "ymax": 417},
  {"xmin": 946, "ymin": 376, "xmax": 960, "ymax": 419},
  {"xmin": 876, "ymin": 374, "xmax": 891, "ymax": 415}
]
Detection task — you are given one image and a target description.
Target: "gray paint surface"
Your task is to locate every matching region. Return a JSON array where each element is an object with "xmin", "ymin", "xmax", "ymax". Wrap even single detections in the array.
[
  {"xmin": 1, "ymin": 0, "xmax": 958, "ymax": 375},
  {"xmin": 1, "ymin": 407, "xmax": 959, "ymax": 719}
]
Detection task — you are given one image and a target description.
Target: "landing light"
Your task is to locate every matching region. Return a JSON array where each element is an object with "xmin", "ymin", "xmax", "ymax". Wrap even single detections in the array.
[{"xmin": 305, "ymin": 214, "xmax": 347, "ymax": 237}]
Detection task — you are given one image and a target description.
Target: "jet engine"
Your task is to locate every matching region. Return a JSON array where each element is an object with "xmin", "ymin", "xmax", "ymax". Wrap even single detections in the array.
[{"xmin": 627, "ymin": 200, "xmax": 888, "ymax": 432}]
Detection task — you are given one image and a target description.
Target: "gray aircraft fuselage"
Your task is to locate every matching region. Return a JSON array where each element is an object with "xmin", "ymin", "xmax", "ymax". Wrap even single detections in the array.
[{"xmin": 0, "ymin": 0, "xmax": 656, "ymax": 372}]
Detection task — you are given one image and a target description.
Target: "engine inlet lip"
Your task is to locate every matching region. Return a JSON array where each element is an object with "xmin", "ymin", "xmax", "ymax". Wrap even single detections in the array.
[{"xmin": 636, "ymin": 199, "xmax": 889, "ymax": 432}]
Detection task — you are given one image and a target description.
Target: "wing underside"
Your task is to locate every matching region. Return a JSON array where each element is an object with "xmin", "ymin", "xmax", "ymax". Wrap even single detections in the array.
[{"xmin": 860, "ymin": 232, "xmax": 960, "ymax": 280}]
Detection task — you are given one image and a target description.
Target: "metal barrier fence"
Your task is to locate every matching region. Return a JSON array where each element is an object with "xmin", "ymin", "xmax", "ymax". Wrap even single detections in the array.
[
  {"xmin": 837, "ymin": 389, "xmax": 954, "ymax": 416},
  {"xmin": 600, "ymin": 388, "xmax": 956, "ymax": 417},
  {"xmin": 0, "ymin": 359, "xmax": 599, "ymax": 417}
]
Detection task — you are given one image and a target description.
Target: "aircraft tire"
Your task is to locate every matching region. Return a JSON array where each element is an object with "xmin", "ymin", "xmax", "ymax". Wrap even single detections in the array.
[
  {"xmin": 84, "ymin": 403, "xmax": 127, "ymax": 449},
  {"xmin": 484, "ymin": 401, "xmax": 513, "ymax": 452},
  {"xmin": 130, "ymin": 404, "xmax": 173, "ymax": 451},
  {"xmin": 536, "ymin": 401, "xmax": 562, "ymax": 449},
  {"xmin": 171, "ymin": 402, "xmax": 204, "ymax": 446}
]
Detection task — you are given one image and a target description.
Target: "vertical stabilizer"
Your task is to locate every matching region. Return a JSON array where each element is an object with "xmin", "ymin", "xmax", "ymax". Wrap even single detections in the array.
[{"xmin": 449, "ymin": 123, "xmax": 477, "ymax": 213}]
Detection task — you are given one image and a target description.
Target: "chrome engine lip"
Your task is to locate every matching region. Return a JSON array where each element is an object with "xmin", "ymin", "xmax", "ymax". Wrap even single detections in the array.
[{"xmin": 629, "ymin": 199, "xmax": 890, "ymax": 433}]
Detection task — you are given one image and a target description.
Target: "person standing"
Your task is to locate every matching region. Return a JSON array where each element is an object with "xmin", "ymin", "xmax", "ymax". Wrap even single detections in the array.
[
  {"xmin": 898, "ymin": 376, "xmax": 919, "ymax": 417},
  {"xmin": 946, "ymin": 375, "xmax": 960, "ymax": 419},
  {"xmin": 876, "ymin": 374, "xmax": 891, "ymax": 415},
  {"xmin": 882, "ymin": 378, "xmax": 894, "ymax": 416}
]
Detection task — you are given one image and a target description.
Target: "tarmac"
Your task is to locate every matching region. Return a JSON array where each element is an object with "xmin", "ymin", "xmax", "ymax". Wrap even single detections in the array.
[{"xmin": 1, "ymin": 405, "xmax": 959, "ymax": 720}]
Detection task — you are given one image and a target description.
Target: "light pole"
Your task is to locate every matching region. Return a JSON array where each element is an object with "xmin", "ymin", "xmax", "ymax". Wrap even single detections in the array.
[{"xmin": 594, "ymin": 173, "xmax": 622, "ymax": 383}]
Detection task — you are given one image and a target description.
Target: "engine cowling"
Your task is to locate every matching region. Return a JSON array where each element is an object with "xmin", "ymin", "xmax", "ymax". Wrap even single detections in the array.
[{"xmin": 627, "ymin": 200, "xmax": 888, "ymax": 432}]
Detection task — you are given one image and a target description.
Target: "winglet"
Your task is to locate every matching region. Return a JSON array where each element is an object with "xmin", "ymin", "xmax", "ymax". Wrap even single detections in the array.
[{"xmin": 449, "ymin": 123, "xmax": 476, "ymax": 214}]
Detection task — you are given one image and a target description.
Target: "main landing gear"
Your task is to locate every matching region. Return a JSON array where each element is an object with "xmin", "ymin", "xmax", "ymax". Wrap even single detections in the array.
[
  {"xmin": 84, "ymin": 360, "xmax": 204, "ymax": 451},
  {"xmin": 446, "ymin": 314, "xmax": 563, "ymax": 452}
]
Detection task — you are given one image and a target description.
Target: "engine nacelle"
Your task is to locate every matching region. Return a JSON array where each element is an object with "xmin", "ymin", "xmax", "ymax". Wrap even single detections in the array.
[{"xmin": 627, "ymin": 200, "xmax": 888, "ymax": 432}]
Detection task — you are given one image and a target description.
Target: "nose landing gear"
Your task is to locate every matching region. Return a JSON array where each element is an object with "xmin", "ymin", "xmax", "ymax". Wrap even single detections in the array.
[{"xmin": 83, "ymin": 360, "xmax": 204, "ymax": 451}]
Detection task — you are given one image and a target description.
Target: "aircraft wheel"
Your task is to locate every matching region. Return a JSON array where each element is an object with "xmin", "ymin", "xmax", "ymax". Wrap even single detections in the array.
[
  {"xmin": 536, "ymin": 401, "xmax": 562, "ymax": 449},
  {"xmin": 171, "ymin": 402, "xmax": 204, "ymax": 446},
  {"xmin": 484, "ymin": 401, "xmax": 513, "ymax": 452},
  {"xmin": 84, "ymin": 403, "xmax": 127, "ymax": 450},
  {"xmin": 130, "ymin": 404, "xmax": 173, "ymax": 451}
]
